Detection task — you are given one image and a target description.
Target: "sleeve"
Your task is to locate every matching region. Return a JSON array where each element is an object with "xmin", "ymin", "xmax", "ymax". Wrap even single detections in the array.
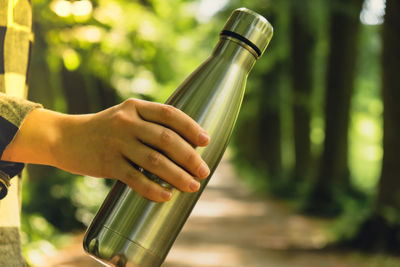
[{"xmin": 0, "ymin": 93, "xmax": 42, "ymax": 199}]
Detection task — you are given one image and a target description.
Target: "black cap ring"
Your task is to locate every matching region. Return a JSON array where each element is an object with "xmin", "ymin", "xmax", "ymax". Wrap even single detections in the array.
[{"xmin": 220, "ymin": 30, "xmax": 262, "ymax": 57}]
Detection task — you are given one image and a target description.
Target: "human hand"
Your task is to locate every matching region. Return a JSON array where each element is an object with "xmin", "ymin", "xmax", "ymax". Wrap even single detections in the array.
[{"xmin": 2, "ymin": 98, "xmax": 210, "ymax": 202}]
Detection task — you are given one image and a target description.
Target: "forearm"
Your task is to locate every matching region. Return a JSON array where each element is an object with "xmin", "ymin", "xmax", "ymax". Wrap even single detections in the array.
[
  {"xmin": 1, "ymin": 99, "xmax": 210, "ymax": 202},
  {"xmin": 1, "ymin": 108, "xmax": 84, "ymax": 168}
]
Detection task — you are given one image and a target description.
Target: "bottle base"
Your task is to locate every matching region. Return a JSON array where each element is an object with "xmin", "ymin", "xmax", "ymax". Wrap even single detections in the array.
[{"xmin": 83, "ymin": 225, "xmax": 163, "ymax": 267}]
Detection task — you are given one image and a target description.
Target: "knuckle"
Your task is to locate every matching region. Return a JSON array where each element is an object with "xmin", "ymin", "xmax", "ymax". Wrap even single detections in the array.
[
  {"xmin": 113, "ymin": 108, "xmax": 140, "ymax": 129},
  {"xmin": 124, "ymin": 170, "xmax": 140, "ymax": 184},
  {"xmin": 113, "ymin": 110, "xmax": 129, "ymax": 125},
  {"xmin": 185, "ymin": 151, "xmax": 198, "ymax": 166},
  {"xmin": 147, "ymin": 151, "xmax": 162, "ymax": 167},
  {"xmin": 112, "ymin": 109, "xmax": 124, "ymax": 120},
  {"xmin": 120, "ymin": 98, "xmax": 139, "ymax": 114},
  {"xmin": 160, "ymin": 104, "xmax": 177, "ymax": 121},
  {"xmin": 123, "ymin": 98, "xmax": 138, "ymax": 107},
  {"xmin": 160, "ymin": 128, "xmax": 174, "ymax": 146}
]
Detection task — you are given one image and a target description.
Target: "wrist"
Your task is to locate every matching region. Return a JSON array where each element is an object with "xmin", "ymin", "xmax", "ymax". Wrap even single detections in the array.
[
  {"xmin": 2, "ymin": 108, "xmax": 69, "ymax": 167},
  {"xmin": 50, "ymin": 111, "xmax": 94, "ymax": 173}
]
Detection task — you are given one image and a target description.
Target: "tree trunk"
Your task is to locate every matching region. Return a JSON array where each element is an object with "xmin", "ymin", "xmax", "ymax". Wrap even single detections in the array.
[
  {"xmin": 259, "ymin": 65, "xmax": 283, "ymax": 179},
  {"xmin": 256, "ymin": 10, "xmax": 284, "ymax": 182},
  {"xmin": 61, "ymin": 66, "xmax": 91, "ymax": 114},
  {"xmin": 306, "ymin": 0, "xmax": 363, "ymax": 216},
  {"xmin": 95, "ymin": 78, "xmax": 120, "ymax": 110},
  {"xmin": 376, "ymin": 0, "xmax": 400, "ymax": 217},
  {"xmin": 231, "ymin": 4, "xmax": 285, "ymax": 186},
  {"xmin": 342, "ymin": 1, "xmax": 400, "ymax": 251},
  {"xmin": 289, "ymin": 2, "xmax": 315, "ymax": 182}
]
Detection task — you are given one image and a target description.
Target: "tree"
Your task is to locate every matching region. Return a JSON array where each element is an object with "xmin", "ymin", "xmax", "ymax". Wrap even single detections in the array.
[
  {"xmin": 348, "ymin": 0, "xmax": 400, "ymax": 252},
  {"xmin": 289, "ymin": 1, "xmax": 316, "ymax": 183},
  {"xmin": 376, "ymin": 0, "xmax": 400, "ymax": 228},
  {"xmin": 232, "ymin": 2, "xmax": 288, "ymax": 190},
  {"xmin": 305, "ymin": 0, "xmax": 364, "ymax": 215},
  {"xmin": 258, "ymin": 60, "xmax": 284, "ymax": 180}
]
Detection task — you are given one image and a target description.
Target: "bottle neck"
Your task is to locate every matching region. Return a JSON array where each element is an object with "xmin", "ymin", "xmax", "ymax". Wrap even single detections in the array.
[{"xmin": 212, "ymin": 37, "xmax": 257, "ymax": 73}]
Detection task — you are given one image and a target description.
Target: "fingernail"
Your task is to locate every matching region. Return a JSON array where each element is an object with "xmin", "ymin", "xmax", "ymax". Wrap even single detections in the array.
[
  {"xmin": 198, "ymin": 162, "xmax": 210, "ymax": 178},
  {"xmin": 190, "ymin": 180, "xmax": 200, "ymax": 192},
  {"xmin": 161, "ymin": 190, "xmax": 172, "ymax": 201},
  {"xmin": 198, "ymin": 132, "xmax": 210, "ymax": 146}
]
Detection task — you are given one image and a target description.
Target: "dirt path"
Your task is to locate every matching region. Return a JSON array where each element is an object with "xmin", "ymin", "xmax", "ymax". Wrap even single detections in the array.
[{"xmin": 43, "ymin": 156, "xmax": 400, "ymax": 267}]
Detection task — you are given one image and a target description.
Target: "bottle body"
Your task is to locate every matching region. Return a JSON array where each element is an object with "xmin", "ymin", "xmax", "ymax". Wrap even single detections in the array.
[
  {"xmin": 83, "ymin": 39, "xmax": 255, "ymax": 267},
  {"xmin": 83, "ymin": 7, "xmax": 273, "ymax": 267}
]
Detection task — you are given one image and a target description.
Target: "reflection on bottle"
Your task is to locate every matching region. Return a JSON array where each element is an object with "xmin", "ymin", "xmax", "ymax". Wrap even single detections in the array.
[{"xmin": 83, "ymin": 7, "xmax": 273, "ymax": 267}]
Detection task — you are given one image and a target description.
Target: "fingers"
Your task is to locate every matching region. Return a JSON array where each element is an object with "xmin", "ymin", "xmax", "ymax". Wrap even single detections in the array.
[
  {"xmin": 117, "ymin": 159, "xmax": 173, "ymax": 202},
  {"xmin": 114, "ymin": 98, "xmax": 211, "ymax": 200},
  {"xmin": 122, "ymin": 140, "xmax": 202, "ymax": 194},
  {"xmin": 134, "ymin": 100, "xmax": 210, "ymax": 147},
  {"xmin": 136, "ymin": 120, "xmax": 210, "ymax": 179}
]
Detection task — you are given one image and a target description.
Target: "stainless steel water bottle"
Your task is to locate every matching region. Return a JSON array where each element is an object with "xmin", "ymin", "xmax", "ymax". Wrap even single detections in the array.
[{"xmin": 83, "ymin": 7, "xmax": 273, "ymax": 267}]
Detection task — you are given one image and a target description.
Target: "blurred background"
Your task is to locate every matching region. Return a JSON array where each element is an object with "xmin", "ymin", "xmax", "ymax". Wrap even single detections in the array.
[{"xmin": 22, "ymin": 0, "xmax": 400, "ymax": 266}]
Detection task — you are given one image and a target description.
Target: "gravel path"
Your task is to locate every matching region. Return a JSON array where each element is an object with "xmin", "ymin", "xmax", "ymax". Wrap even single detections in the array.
[{"xmin": 43, "ymin": 155, "xmax": 400, "ymax": 267}]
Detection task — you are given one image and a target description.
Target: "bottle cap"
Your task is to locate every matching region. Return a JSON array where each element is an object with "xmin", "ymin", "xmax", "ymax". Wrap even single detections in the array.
[{"xmin": 221, "ymin": 7, "xmax": 273, "ymax": 58}]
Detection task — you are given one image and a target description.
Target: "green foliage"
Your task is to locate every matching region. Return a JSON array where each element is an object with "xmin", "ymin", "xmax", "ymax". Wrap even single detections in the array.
[
  {"xmin": 22, "ymin": 168, "xmax": 83, "ymax": 231},
  {"xmin": 22, "ymin": 0, "xmax": 392, "ymax": 259},
  {"xmin": 23, "ymin": 0, "xmax": 230, "ymax": 261},
  {"xmin": 21, "ymin": 213, "xmax": 72, "ymax": 266},
  {"xmin": 232, "ymin": 0, "xmax": 383, "ymax": 193},
  {"xmin": 349, "ymin": 24, "xmax": 383, "ymax": 193},
  {"xmin": 31, "ymin": 0, "xmax": 222, "ymax": 106},
  {"xmin": 230, "ymin": 0, "xmax": 387, "ymax": 248}
]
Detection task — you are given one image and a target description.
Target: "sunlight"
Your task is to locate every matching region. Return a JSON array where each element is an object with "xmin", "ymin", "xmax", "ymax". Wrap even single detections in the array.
[
  {"xmin": 75, "ymin": 26, "xmax": 102, "ymax": 42},
  {"xmin": 62, "ymin": 49, "xmax": 81, "ymax": 71},
  {"xmin": 71, "ymin": 0, "xmax": 93, "ymax": 17},
  {"xmin": 358, "ymin": 118, "xmax": 376, "ymax": 138},
  {"xmin": 310, "ymin": 117, "xmax": 325, "ymax": 145},
  {"xmin": 93, "ymin": 3, "xmax": 122, "ymax": 24},
  {"xmin": 196, "ymin": 0, "xmax": 230, "ymax": 22},
  {"xmin": 51, "ymin": 0, "xmax": 71, "ymax": 17},
  {"xmin": 51, "ymin": 0, "xmax": 92, "ymax": 18},
  {"xmin": 138, "ymin": 20, "xmax": 157, "ymax": 41},
  {"xmin": 363, "ymin": 145, "xmax": 383, "ymax": 162},
  {"xmin": 357, "ymin": 117, "xmax": 378, "ymax": 139},
  {"xmin": 191, "ymin": 198, "xmax": 267, "ymax": 218},
  {"xmin": 310, "ymin": 127, "xmax": 325, "ymax": 145},
  {"xmin": 26, "ymin": 240, "xmax": 56, "ymax": 267},
  {"xmin": 360, "ymin": 0, "xmax": 386, "ymax": 25},
  {"xmin": 167, "ymin": 245, "xmax": 242, "ymax": 267},
  {"xmin": 130, "ymin": 69, "xmax": 156, "ymax": 95}
]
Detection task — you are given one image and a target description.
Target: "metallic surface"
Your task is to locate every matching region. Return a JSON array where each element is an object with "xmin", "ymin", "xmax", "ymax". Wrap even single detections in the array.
[
  {"xmin": 222, "ymin": 7, "xmax": 273, "ymax": 57},
  {"xmin": 83, "ymin": 8, "xmax": 273, "ymax": 267}
]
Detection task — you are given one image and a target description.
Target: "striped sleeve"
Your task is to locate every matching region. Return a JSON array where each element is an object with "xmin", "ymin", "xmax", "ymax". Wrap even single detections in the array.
[{"xmin": 0, "ymin": 93, "xmax": 41, "ymax": 199}]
